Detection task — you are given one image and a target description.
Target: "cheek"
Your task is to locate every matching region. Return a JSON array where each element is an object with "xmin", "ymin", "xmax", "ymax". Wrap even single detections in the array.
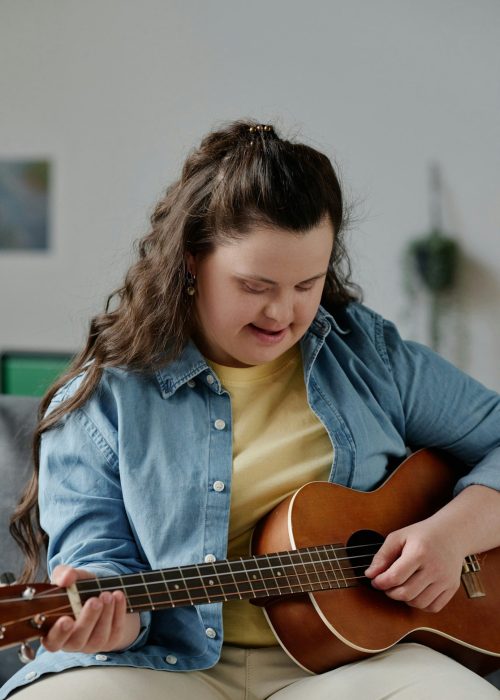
[
  {"xmin": 295, "ymin": 293, "xmax": 322, "ymax": 326},
  {"xmin": 199, "ymin": 291, "xmax": 257, "ymax": 332}
]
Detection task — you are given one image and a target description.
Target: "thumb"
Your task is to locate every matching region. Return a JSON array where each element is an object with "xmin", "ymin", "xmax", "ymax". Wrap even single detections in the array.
[
  {"xmin": 364, "ymin": 532, "xmax": 405, "ymax": 579},
  {"xmin": 50, "ymin": 564, "xmax": 95, "ymax": 587}
]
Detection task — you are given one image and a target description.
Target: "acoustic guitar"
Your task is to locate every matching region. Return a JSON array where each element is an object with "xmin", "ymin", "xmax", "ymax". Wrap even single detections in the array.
[{"xmin": 1, "ymin": 449, "xmax": 500, "ymax": 674}]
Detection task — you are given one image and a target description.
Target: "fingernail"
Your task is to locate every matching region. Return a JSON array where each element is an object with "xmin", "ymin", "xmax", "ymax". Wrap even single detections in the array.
[
  {"xmin": 101, "ymin": 592, "xmax": 112, "ymax": 604},
  {"xmin": 90, "ymin": 598, "xmax": 102, "ymax": 610},
  {"xmin": 61, "ymin": 620, "xmax": 72, "ymax": 632}
]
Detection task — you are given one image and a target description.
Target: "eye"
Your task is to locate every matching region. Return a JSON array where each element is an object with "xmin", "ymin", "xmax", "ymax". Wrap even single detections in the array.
[
  {"xmin": 242, "ymin": 283, "xmax": 268, "ymax": 294},
  {"xmin": 296, "ymin": 283, "xmax": 314, "ymax": 292}
]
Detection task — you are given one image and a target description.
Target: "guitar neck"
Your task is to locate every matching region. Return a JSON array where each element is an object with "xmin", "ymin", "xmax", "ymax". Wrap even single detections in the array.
[{"xmin": 75, "ymin": 543, "xmax": 357, "ymax": 613}]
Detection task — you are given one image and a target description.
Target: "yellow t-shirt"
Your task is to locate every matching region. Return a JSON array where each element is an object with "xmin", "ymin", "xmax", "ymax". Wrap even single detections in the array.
[{"xmin": 207, "ymin": 345, "xmax": 334, "ymax": 647}]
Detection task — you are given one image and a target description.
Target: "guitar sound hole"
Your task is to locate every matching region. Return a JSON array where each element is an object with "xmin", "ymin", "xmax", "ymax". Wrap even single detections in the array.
[{"xmin": 346, "ymin": 530, "xmax": 385, "ymax": 585}]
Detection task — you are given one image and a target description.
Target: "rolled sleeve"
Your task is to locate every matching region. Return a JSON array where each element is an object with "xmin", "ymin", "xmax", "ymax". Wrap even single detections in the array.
[{"xmin": 382, "ymin": 319, "xmax": 500, "ymax": 494}]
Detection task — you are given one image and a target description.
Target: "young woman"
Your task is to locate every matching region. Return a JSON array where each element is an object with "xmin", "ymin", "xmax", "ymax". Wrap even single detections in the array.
[{"xmin": 3, "ymin": 121, "xmax": 500, "ymax": 699}]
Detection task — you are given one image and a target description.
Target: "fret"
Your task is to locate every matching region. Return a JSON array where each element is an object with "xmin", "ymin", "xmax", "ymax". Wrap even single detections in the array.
[
  {"xmin": 200, "ymin": 562, "xmax": 226, "ymax": 602},
  {"xmin": 115, "ymin": 573, "xmax": 152, "ymax": 613},
  {"xmin": 76, "ymin": 576, "xmax": 103, "ymax": 605},
  {"xmin": 276, "ymin": 553, "xmax": 295, "ymax": 595},
  {"xmin": 140, "ymin": 571, "xmax": 155, "ymax": 610},
  {"xmin": 307, "ymin": 547, "xmax": 325, "ymax": 591},
  {"xmin": 159, "ymin": 569, "xmax": 176, "ymax": 607},
  {"xmin": 290, "ymin": 550, "xmax": 315, "ymax": 591},
  {"xmin": 322, "ymin": 545, "xmax": 339, "ymax": 587},
  {"xmin": 262, "ymin": 554, "xmax": 279, "ymax": 594},
  {"xmin": 215, "ymin": 560, "xmax": 242, "ymax": 600},
  {"xmin": 177, "ymin": 565, "xmax": 196, "ymax": 605},
  {"xmin": 160, "ymin": 566, "xmax": 196, "ymax": 606},
  {"xmin": 329, "ymin": 545, "xmax": 349, "ymax": 588},
  {"xmin": 243, "ymin": 556, "xmax": 269, "ymax": 597},
  {"xmin": 141, "ymin": 569, "xmax": 173, "ymax": 610},
  {"xmin": 312, "ymin": 547, "xmax": 337, "ymax": 590},
  {"xmin": 264, "ymin": 554, "xmax": 291, "ymax": 595},
  {"xmin": 301, "ymin": 549, "xmax": 322, "ymax": 590},
  {"xmin": 230, "ymin": 558, "xmax": 257, "ymax": 597},
  {"xmin": 228, "ymin": 560, "xmax": 243, "ymax": 599},
  {"xmin": 275, "ymin": 552, "xmax": 303, "ymax": 593},
  {"xmin": 195, "ymin": 564, "xmax": 210, "ymax": 601}
]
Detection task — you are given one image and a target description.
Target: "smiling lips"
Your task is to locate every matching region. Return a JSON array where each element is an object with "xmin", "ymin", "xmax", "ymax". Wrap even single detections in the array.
[{"xmin": 248, "ymin": 324, "xmax": 288, "ymax": 344}]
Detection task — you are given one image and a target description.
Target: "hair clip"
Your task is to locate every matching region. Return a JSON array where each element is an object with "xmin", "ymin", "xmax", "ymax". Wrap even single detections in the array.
[{"xmin": 247, "ymin": 124, "xmax": 276, "ymax": 144}]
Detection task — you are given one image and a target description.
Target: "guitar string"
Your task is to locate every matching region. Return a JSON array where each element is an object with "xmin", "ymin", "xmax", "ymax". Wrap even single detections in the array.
[
  {"xmin": 0, "ymin": 564, "xmax": 375, "ymax": 629},
  {"xmin": 1, "ymin": 543, "xmax": 381, "ymax": 607},
  {"xmin": 65, "ymin": 551, "xmax": 381, "ymax": 598},
  {"xmin": 0, "ymin": 545, "xmax": 380, "ymax": 602},
  {"xmin": 1, "ymin": 571, "xmax": 360, "ymax": 632},
  {"xmin": 0, "ymin": 566, "xmax": 365, "ymax": 613}
]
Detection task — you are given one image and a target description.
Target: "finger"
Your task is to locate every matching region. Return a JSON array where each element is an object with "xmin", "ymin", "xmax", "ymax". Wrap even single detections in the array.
[
  {"xmin": 41, "ymin": 615, "xmax": 76, "ymax": 652},
  {"xmin": 50, "ymin": 564, "xmax": 77, "ymax": 587},
  {"xmin": 80, "ymin": 592, "xmax": 116, "ymax": 653},
  {"xmin": 364, "ymin": 532, "xmax": 405, "ymax": 579},
  {"xmin": 61, "ymin": 596, "xmax": 104, "ymax": 651},
  {"xmin": 406, "ymin": 583, "xmax": 442, "ymax": 610},
  {"xmin": 381, "ymin": 568, "xmax": 431, "ymax": 603},
  {"xmin": 106, "ymin": 591, "xmax": 127, "ymax": 650},
  {"xmin": 385, "ymin": 579, "xmax": 436, "ymax": 607},
  {"xmin": 419, "ymin": 586, "xmax": 457, "ymax": 614},
  {"xmin": 51, "ymin": 564, "xmax": 95, "ymax": 587},
  {"xmin": 414, "ymin": 588, "xmax": 456, "ymax": 613}
]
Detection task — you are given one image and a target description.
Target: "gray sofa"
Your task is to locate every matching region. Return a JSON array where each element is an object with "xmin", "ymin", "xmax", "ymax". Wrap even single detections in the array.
[
  {"xmin": 1, "ymin": 394, "xmax": 499, "ymax": 690},
  {"xmin": 0, "ymin": 395, "xmax": 41, "ymax": 684}
]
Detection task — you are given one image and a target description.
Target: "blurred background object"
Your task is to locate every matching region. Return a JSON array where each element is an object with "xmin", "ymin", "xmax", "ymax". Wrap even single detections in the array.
[
  {"xmin": 0, "ymin": 351, "xmax": 73, "ymax": 396},
  {"xmin": 403, "ymin": 163, "xmax": 463, "ymax": 356},
  {"xmin": 0, "ymin": 0, "xmax": 499, "ymax": 391}
]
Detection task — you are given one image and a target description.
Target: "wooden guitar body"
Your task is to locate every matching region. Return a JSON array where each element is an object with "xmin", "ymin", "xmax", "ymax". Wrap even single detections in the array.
[{"xmin": 252, "ymin": 449, "xmax": 500, "ymax": 674}]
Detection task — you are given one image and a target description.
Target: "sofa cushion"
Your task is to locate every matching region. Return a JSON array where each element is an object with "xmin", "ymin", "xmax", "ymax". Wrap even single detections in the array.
[{"xmin": 0, "ymin": 395, "xmax": 40, "ymax": 684}]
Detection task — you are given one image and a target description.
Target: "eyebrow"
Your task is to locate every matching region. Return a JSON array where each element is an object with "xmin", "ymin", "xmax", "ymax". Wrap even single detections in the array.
[{"xmin": 235, "ymin": 272, "xmax": 328, "ymax": 285}]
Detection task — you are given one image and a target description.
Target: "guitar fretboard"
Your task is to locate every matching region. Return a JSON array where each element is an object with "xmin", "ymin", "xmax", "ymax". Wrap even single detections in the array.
[{"xmin": 76, "ymin": 544, "xmax": 359, "ymax": 613}]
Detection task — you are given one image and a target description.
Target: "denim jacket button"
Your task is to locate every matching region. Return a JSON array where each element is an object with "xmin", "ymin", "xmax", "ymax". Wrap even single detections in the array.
[
  {"xmin": 213, "ymin": 480, "xmax": 225, "ymax": 492},
  {"xmin": 204, "ymin": 553, "xmax": 216, "ymax": 563},
  {"xmin": 206, "ymin": 375, "xmax": 215, "ymax": 385},
  {"xmin": 95, "ymin": 654, "xmax": 108, "ymax": 661},
  {"xmin": 165, "ymin": 654, "xmax": 178, "ymax": 665},
  {"xmin": 187, "ymin": 379, "xmax": 196, "ymax": 388},
  {"xmin": 214, "ymin": 419, "xmax": 226, "ymax": 430},
  {"xmin": 205, "ymin": 627, "xmax": 217, "ymax": 639},
  {"xmin": 24, "ymin": 671, "xmax": 37, "ymax": 681}
]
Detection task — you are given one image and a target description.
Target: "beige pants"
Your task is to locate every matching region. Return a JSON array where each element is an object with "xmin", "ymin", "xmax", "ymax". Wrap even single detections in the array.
[{"xmin": 10, "ymin": 644, "xmax": 500, "ymax": 700}]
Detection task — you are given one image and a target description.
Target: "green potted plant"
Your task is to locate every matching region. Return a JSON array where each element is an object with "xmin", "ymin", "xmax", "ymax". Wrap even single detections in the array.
[{"xmin": 404, "ymin": 164, "xmax": 462, "ymax": 352}]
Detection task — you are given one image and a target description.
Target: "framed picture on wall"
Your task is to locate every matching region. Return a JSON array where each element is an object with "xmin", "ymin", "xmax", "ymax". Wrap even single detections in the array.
[{"xmin": 0, "ymin": 160, "xmax": 50, "ymax": 250}]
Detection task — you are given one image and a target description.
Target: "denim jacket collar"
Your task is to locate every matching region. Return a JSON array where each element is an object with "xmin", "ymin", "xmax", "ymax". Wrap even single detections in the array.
[{"xmin": 154, "ymin": 305, "xmax": 349, "ymax": 399}]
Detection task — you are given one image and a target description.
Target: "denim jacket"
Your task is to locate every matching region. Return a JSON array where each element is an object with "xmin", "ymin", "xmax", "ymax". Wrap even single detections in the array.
[{"xmin": 2, "ymin": 303, "xmax": 500, "ymax": 697}]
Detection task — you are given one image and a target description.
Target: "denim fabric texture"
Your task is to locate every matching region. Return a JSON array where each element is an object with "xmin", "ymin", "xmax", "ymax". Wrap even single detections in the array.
[{"xmin": 2, "ymin": 303, "xmax": 499, "ymax": 698}]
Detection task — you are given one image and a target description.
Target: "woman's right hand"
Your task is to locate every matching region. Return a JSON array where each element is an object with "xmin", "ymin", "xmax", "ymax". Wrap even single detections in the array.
[{"xmin": 41, "ymin": 565, "xmax": 141, "ymax": 653}]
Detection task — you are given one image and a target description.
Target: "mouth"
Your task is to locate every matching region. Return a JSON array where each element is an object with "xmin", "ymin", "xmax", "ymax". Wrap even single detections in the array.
[
  {"xmin": 250, "ymin": 324, "xmax": 287, "ymax": 334},
  {"xmin": 247, "ymin": 324, "xmax": 289, "ymax": 344}
]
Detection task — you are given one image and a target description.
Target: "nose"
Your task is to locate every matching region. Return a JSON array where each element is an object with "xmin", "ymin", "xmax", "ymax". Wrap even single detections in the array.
[{"xmin": 263, "ymin": 290, "xmax": 294, "ymax": 327}]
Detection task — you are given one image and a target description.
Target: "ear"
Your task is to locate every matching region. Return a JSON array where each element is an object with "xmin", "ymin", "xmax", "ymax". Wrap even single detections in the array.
[{"xmin": 185, "ymin": 252, "xmax": 196, "ymax": 275}]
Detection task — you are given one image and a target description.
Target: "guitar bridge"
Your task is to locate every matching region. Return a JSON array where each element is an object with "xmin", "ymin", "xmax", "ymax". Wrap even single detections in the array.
[{"xmin": 461, "ymin": 554, "xmax": 485, "ymax": 599}]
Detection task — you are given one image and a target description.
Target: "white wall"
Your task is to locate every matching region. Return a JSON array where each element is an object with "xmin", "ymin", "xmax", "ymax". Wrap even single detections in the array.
[{"xmin": 1, "ymin": 0, "xmax": 499, "ymax": 389}]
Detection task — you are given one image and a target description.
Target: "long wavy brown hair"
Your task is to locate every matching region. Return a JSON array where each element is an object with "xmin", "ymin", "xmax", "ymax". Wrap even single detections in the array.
[{"xmin": 10, "ymin": 118, "xmax": 361, "ymax": 582}]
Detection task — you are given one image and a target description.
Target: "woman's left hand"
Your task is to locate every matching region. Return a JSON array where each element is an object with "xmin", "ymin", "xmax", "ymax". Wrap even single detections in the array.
[{"xmin": 364, "ymin": 518, "xmax": 465, "ymax": 613}]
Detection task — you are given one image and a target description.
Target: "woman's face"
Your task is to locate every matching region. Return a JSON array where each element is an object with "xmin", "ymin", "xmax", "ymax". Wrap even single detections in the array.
[{"xmin": 188, "ymin": 217, "xmax": 334, "ymax": 367}]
